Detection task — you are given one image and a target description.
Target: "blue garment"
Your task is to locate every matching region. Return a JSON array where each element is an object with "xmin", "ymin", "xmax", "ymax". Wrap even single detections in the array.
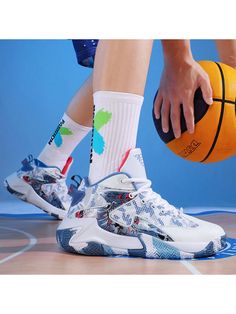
[{"xmin": 72, "ymin": 40, "xmax": 98, "ymax": 68}]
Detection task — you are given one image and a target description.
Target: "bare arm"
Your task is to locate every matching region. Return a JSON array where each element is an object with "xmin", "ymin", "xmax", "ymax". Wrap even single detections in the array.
[{"xmin": 215, "ymin": 40, "xmax": 236, "ymax": 68}]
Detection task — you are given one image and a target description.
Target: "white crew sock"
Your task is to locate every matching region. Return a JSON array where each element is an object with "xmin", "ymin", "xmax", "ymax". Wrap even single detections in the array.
[
  {"xmin": 38, "ymin": 113, "xmax": 91, "ymax": 171},
  {"xmin": 89, "ymin": 91, "xmax": 143, "ymax": 184}
]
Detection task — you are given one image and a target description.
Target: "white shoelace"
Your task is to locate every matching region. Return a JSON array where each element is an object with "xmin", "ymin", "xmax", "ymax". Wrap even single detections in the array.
[{"xmin": 121, "ymin": 177, "xmax": 183, "ymax": 216}]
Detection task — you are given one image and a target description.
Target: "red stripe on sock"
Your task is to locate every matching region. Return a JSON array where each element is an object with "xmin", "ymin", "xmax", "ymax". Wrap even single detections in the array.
[
  {"xmin": 61, "ymin": 156, "xmax": 73, "ymax": 175},
  {"xmin": 118, "ymin": 149, "xmax": 131, "ymax": 172}
]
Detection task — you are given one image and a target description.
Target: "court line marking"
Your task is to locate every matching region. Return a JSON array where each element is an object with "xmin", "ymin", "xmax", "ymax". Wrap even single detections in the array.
[
  {"xmin": 0, "ymin": 226, "xmax": 37, "ymax": 265},
  {"xmin": 180, "ymin": 260, "xmax": 202, "ymax": 275}
]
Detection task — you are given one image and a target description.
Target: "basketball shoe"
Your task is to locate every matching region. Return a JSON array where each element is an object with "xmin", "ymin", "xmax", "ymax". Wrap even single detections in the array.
[
  {"xmin": 57, "ymin": 148, "xmax": 226, "ymax": 259},
  {"xmin": 4, "ymin": 155, "xmax": 73, "ymax": 219}
]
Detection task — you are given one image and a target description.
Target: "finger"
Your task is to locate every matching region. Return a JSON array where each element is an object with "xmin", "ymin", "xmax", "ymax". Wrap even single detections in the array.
[
  {"xmin": 170, "ymin": 103, "xmax": 181, "ymax": 138},
  {"xmin": 199, "ymin": 75, "xmax": 213, "ymax": 105},
  {"xmin": 161, "ymin": 100, "xmax": 170, "ymax": 133},
  {"xmin": 154, "ymin": 92, "xmax": 162, "ymax": 119},
  {"xmin": 183, "ymin": 95, "xmax": 195, "ymax": 134}
]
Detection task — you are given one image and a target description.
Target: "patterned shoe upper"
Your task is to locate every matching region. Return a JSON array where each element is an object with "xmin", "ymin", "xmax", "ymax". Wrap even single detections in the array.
[
  {"xmin": 68, "ymin": 149, "xmax": 204, "ymax": 242},
  {"xmin": 18, "ymin": 155, "xmax": 72, "ymax": 211}
]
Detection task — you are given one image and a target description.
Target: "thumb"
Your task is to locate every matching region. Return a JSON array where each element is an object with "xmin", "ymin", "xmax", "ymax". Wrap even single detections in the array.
[{"xmin": 199, "ymin": 76, "xmax": 213, "ymax": 105}]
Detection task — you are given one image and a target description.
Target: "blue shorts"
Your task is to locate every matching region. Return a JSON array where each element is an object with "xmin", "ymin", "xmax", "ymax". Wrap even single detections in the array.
[{"xmin": 72, "ymin": 39, "xmax": 99, "ymax": 68}]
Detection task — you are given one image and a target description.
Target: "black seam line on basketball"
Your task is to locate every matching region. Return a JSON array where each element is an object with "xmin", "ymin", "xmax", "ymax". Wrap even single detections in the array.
[
  {"xmin": 213, "ymin": 98, "xmax": 235, "ymax": 105},
  {"xmin": 200, "ymin": 62, "xmax": 225, "ymax": 163}
]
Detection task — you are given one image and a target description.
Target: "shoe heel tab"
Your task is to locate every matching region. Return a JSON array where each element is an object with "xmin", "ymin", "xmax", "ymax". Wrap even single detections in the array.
[{"xmin": 21, "ymin": 155, "xmax": 34, "ymax": 171}]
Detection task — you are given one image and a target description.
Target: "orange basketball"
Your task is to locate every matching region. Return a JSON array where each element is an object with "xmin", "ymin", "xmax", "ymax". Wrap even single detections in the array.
[{"xmin": 153, "ymin": 61, "xmax": 236, "ymax": 163}]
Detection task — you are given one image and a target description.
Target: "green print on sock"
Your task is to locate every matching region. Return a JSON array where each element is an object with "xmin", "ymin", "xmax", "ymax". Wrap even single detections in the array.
[
  {"xmin": 93, "ymin": 109, "xmax": 112, "ymax": 155},
  {"xmin": 54, "ymin": 127, "xmax": 73, "ymax": 147}
]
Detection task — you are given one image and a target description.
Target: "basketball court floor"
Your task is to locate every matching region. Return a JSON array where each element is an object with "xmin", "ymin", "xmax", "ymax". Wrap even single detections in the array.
[{"xmin": 0, "ymin": 201, "xmax": 236, "ymax": 275}]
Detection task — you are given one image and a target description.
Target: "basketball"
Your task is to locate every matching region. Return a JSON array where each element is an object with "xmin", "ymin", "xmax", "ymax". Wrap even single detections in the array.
[{"xmin": 152, "ymin": 61, "xmax": 236, "ymax": 163}]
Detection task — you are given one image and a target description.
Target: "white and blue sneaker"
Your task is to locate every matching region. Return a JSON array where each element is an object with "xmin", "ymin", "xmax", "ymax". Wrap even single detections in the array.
[
  {"xmin": 57, "ymin": 148, "xmax": 226, "ymax": 259},
  {"xmin": 4, "ymin": 155, "xmax": 73, "ymax": 219}
]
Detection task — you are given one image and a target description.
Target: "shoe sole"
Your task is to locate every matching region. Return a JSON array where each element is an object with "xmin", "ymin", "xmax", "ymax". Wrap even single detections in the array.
[
  {"xmin": 56, "ymin": 218, "xmax": 227, "ymax": 259},
  {"xmin": 4, "ymin": 172, "xmax": 66, "ymax": 220}
]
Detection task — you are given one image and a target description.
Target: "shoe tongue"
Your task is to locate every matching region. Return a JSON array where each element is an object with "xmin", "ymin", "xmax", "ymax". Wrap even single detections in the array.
[{"xmin": 119, "ymin": 148, "xmax": 147, "ymax": 179}]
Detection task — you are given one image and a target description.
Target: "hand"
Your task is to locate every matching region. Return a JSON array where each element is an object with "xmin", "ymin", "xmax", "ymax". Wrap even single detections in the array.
[{"xmin": 154, "ymin": 58, "xmax": 213, "ymax": 138}]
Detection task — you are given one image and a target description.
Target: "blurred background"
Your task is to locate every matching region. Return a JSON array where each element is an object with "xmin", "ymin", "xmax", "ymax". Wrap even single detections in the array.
[{"xmin": 0, "ymin": 40, "xmax": 235, "ymax": 211}]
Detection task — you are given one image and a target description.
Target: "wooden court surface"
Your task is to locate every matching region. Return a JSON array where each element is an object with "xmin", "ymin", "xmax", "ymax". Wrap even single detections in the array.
[{"xmin": 0, "ymin": 213, "xmax": 236, "ymax": 275}]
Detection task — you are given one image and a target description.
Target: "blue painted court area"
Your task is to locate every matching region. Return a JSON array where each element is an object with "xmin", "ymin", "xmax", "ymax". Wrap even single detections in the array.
[
  {"xmin": 0, "ymin": 213, "xmax": 56, "ymax": 220},
  {"xmin": 200, "ymin": 238, "xmax": 236, "ymax": 260}
]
